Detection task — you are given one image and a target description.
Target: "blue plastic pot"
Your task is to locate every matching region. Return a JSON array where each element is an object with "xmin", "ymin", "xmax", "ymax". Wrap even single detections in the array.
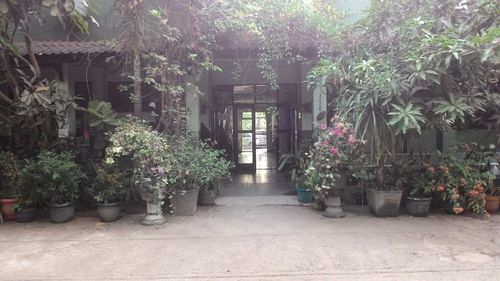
[{"xmin": 296, "ymin": 187, "xmax": 313, "ymax": 203}]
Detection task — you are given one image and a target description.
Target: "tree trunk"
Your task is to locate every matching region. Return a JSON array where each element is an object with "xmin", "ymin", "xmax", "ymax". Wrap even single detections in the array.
[{"xmin": 133, "ymin": 52, "xmax": 142, "ymax": 117}]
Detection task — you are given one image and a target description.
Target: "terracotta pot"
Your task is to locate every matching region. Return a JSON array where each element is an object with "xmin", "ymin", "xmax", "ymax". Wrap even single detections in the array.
[
  {"xmin": 484, "ymin": 195, "xmax": 500, "ymax": 213},
  {"xmin": 1, "ymin": 198, "xmax": 17, "ymax": 220}
]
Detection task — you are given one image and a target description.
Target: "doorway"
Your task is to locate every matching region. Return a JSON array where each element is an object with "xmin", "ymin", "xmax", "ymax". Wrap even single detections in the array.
[{"xmin": 213, "ymin": 84, "xmax": 299, "ymax": 172}]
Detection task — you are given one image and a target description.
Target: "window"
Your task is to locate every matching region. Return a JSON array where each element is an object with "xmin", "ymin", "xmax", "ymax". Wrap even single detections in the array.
[
  {"xmin": 74, "ymin": 82, "xmax": 92, "ymax": 138},
  {"xmin": 107, "ymin": 82, "xmax": 160, "ymax": 113},
  {"xmin": 108, "ymin": 82, "xmax": 133, "ymax": 113}
]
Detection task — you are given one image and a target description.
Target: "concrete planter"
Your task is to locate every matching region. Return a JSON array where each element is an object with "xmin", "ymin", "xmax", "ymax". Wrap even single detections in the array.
[
  {"xmin": 367, "ymin": 189, "xmax": 402, "ymax": 217},
  {"xmin": 16, "ymin": 208, "xmax": 37, "ymax": 223},
  {"xmin": 97, "ymin": 202, "xmax": 122, "ymax": 222},
  {"xmin": 49, "ymin": 202, "xmax": 74, "ymax": 223},
  {"xmin": 172, "ymin": 189, "xmax": 199, "ymax": 216},
  {"xmin": 406, "ymin": 197, "xmax": 431, "ymax": 217},
  {"xmin": 198, "ymin": 189, "xmax": 216, "ymax": 205}
]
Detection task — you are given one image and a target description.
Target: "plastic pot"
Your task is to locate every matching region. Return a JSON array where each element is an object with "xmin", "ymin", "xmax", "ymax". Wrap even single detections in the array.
[
  {"xmin": 198, "ymin": 189, "xmax": 216, "ymax": 205},
  {"xmin": 49, "ymin": 202, "xmax": 75, "ymax": 223},
  {"xmin": 296, "ymin": 188, "xmax": 313, "ymax": 203},
  {"xmin": 406, "ymin": 197, "xmax": 431, "ymax": 217},
  {"xmin": 16, "ymin": 208, "xmax": 37, "ymax": 223},
  {"xmin": 367, "ymin": 189, "xmax": 402, "ymax": 217},
  {"xmin": 97, "ymin": 202, "xmax": 122, "ymax": 222},
  {"xmin": 1, "ymin": 198, "xmax": 17, "ymax": 220},
  {"xmin": 484, "ymin": 195, "xmax": 500, "ymax": 213},
  {"xmin": 172, "ymin": 189, "xmax": 199, "ymax": 216}
]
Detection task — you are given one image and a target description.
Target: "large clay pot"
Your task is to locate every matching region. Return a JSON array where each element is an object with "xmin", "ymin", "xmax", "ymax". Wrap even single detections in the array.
[
  {"xmin": 406, "ymin": 197, "xmax": 431, "ymax": 217},
  {"xmin": 49, "ymin": 202, "xmax": 75, "ymax": 223},
  {"xmin": 367, "ymin": 189, "xmax": 402, "ymax": 217},
  {"xmin": 484, "ymin": 195, "xmax": 500, "ymax": 213},
  {"xmin": 1, "ymin": 198, "xmax": 17, "ymax": 220},
  {"xmin": 97, "ymin": 202, "xmax": 122, "ymax": 222},
  {"xmin": 172, "ymin": 189, "xmax": 199, "ymax": 216}
]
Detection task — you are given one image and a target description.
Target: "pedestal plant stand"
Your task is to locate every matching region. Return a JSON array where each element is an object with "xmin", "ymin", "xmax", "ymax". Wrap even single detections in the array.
[
  {"xmin": 141, "ymin": 191, "xmax": 166, "ymax": 226},
  {"xmin": 323, "ymin": 187, "xmax": 346, "ymax": 218}
]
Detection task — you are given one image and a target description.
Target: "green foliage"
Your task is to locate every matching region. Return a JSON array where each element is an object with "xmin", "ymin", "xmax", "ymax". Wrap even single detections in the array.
[
  {"xmin": 0, "ymin": 151, "xmax": 20, "ymax": 198},
  {"xmin": 21, "ymin": 150, "xmax": 86, "ymax": 205},
  {"xmin": 87, "ymin": 100, "xmax": 120, "ymax": 128},
  {"xmin": 91, "ymin": 163, "xmax": 129, "ymax": 204},
  {"xmin": 396, "ymin": 154, "xmax": 435, "ymax": 198},
  {"xmin": 388, "ymin": 103, "xmax": 425, "ymax": 135},
  {"xmin": 166, "ymin": 135, "xmax": 233, "ymax": 191},
  {"xmin": 307, "ymin": 0, "xmax": 499, "ymax": 187},
  {"xmin": 105, "ymin": 118, "xmax": 177, "ymax": 197}
]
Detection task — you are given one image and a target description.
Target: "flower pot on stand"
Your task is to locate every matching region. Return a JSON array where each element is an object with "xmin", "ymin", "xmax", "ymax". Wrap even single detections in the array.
[
  {"xmin": 97, "ymin": 202, "xmax": 122, "ymax": 222},
  {"xmin": 484, "ymin": 195, "xmax": 500, "ymax": 213},
  {"xmin": 0, "ymin": 198, "xmax": 17, "ymax": 220},
  {"xmin": 172, "ymin": 189, "xmax": 200, "ymax": 216},
  {"xmin": 198, "ymin": 189, "xmax": 216, "ymax": 205},
  {"xmin": 322, "ymin": 188, "xmax": 345, "ymax": 218},
  {"xmin": 49, "ymin": 202, "xmax": 75, "ymax": 223},
  {"xmin": 141, "ymin": 191, "xmax": 166, "ymax": 226},
  {"xmin": 367, "ymin": 189, "xmax": 402, "ymax": 217},
  {"xmin": 406, "ymin": 197, "xmax": 431, "ymax": 217}
]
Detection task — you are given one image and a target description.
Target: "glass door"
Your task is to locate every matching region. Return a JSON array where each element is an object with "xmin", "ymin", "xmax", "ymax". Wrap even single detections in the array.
[{"xmin": 234, "ymin": 106, "xmax": 255, "ymax": 170}]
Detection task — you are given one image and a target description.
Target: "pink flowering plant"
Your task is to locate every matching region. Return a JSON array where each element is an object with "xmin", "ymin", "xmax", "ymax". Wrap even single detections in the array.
[{"xmin": 305, "ymin": 118, "xmax": 366, "ymax": 201}]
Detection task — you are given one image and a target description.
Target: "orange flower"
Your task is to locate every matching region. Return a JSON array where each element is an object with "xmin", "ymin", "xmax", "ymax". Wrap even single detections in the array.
[{"xmin": 453, "ymin": 207, "xmax": 464, "ymax": 214}]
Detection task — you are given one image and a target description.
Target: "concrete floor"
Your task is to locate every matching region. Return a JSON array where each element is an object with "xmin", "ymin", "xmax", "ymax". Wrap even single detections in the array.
[{"xmin": 1, "ymin": 196, "xmax": 500, "ymax": 281}]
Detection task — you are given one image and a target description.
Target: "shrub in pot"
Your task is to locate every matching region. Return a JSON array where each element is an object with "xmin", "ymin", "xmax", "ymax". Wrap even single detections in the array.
[
  {"xmin": 22, "ymin": 151, "xmax": 86, "ymax": 223},
  {"xmin": 91, "ymin": 163, "xmax": 129, "ymax": 222},
  {"xmin": 365, "ymin": 165, "xmax": 403, "ymax": 217},
  {"xmin": 433, "ymin": 145, "xmax": 487, "ymax": 215},
  {"xmin": 404, "ymin": 156, "xmax": 435, "ymax": 217},
  {"xmin": 167, "ymin": 135, "xmax": 232, "ymax": 213},
  {"xmin": 0, "ymin": 152, "xmax": 21, "ymax": 220},
  {"xmin": 198, "ymin": 151, "xmax": 232, "ymax": 206},
  {"xmin": 483, "ymin": 172, "xmax": 500, "ymax": 213},
  {"xmin": 106, "ymin": 118, "xmax": 177, "ymax": 225}
]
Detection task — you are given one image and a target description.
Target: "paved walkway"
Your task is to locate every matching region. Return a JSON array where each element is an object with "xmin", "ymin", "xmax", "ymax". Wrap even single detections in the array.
[{"xmin": 1, "ymin": 196, "xmax": 500, "ymax": 280}]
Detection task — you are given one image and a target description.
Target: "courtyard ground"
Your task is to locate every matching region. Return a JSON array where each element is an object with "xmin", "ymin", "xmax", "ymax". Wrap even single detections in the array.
[{"xmin": 1, "ymin": 194, "xmax": 500, "ymax": 281}]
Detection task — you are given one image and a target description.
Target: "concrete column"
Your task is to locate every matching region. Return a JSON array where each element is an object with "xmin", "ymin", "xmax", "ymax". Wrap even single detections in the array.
[
  {"xmin": 313, "ymin": 85, "xmax": 327, "ymax": 129},
  {"xmin": 57, "ymin": 63, "xmax": 72, "ymax": 137},
  {"xmin": 186, "ymin": 77, "xmax": 200, "ymax": 134}
]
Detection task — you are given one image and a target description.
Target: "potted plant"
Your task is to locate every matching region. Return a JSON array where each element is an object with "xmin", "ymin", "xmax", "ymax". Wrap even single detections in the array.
[
  {"xmin": 91, "ymin": 163, "xmax": 129, "ymax": 222},
  {"xmin": 404, "ymin": 156, "xmax": 435, "ymax": 217},
  {"xmin": 0, "ymin": 152, "xmax": 21, "ymax": 220},
  {"xmin": 106, "ymin": 118, "xmax": 177, "ymax": 225},
  {"xmin": 14, "ymin": 170, "xmax": 45, "ymax": 223},
  {"xmin": 483, "ymin": 171, "xmax": 499, "ymax": 213},
  {"xmin": 166, "ymin": 136, "xmax": 229, "ymax": 214},
  {"xmin": 198, "ymin": 144, "xmax": 232, "ymax": 205},
  {"xmin": 305, "ymin": 119, "xmax": 366, "ymax": 217},
  {"xmin": 434, "ymin": 145, "xmax": 487, "ymax": 215},
  {"xmin": 22, "ymin": 151, "xmax": 86, "ymax": 223},
  {"xmin": 278, "ymin": 147, "xmax": 312, "ymax": 203}
]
